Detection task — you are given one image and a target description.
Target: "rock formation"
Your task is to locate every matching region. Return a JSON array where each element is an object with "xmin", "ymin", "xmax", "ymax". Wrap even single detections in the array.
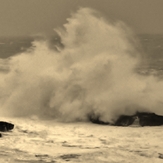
[
  {"xmin": 88, "ymin": 113, "xmax": 110, "ymax": 125},
  {"xmin": 114, "ymin": 115, "xmax": 137, "ymax": 126},
  {"xmin": 137, "ymin": 112, "xmax": 163, "ymax": 126},
  {"xmin": 89, "ymin": 111, "xmax": 163, "ymax": 127},
  {"xmin": 0, "ymin": 121, "xmax": 14, "ymax": 132}
]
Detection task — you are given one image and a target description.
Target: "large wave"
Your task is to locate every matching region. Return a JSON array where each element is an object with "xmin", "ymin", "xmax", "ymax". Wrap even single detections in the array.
[{"xmin": 0, "ymin": 8, "xmax": 163, "ymax": 122}]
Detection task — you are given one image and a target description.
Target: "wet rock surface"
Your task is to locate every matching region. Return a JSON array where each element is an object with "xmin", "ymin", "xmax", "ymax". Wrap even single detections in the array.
[
  {"xmin": 88, "ymin": 113, "xmax": 110, "ymax": 125},
  {"xmin": 114, "ymin": 115, "xmax": 137, "ymax": 126},
  {"xmin": 89, "ymin": 112, "xmax": 163, "ymax": 127},
  {"xmin": 137, "ymin": 112, "xmax": 163, "ymax": 126},
  {"xmin": 0, "ymin": 121, "xmax": 14, "ymax": 132}
]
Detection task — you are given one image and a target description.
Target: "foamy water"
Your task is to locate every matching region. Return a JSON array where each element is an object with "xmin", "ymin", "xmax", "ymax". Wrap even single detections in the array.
[{"xmin": 1, "ymin": 117, "xmax": 163, "ymax": 163}]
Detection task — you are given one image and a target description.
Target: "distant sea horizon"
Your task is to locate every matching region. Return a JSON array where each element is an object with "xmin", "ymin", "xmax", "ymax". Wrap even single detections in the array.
[{"xmin": 0, "ymin": 33, "xmax": 163, "ymax": 68}]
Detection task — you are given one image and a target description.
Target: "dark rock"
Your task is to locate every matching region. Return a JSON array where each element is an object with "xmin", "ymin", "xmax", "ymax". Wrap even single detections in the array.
[
  {"xmin": 88, "ymin": 111, "xmax": 163, "ymax": 127},
  {"xmin": 88, "ymin": 113, "xmax": 137, "ymax": 126},
  {"xmin": 0, "ymin": 121, "xmax": 14, "ymax": 132},
  {"xmin": 0, "ymin": 133, "xmax": 2, "ymax": 137},
  {"xmin": 114, "ymin": 115, "xmax": 137, "ymax": 126},
  {"xmin": 88, "ymin": 113, "xmax": 110, "ymax": 125},
  {"xmin": 116, "ymin": 112, "xmax": 163, "ymax": 126},
  {"xmin": 137, "ymin": 112, "xmax": 163, "ymax": 126}
]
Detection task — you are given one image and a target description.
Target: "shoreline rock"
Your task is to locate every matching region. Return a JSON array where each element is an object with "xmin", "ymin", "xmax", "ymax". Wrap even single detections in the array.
[
  {"xmin": 0, "ymin": 121, "xmax": 14, "ymax": 132},
  {"xmin": 89, "ymin": 112, "xmax": 163, "ymax": 127},
  {"xmin": 137, "ymin": 112, "xmax": 163, "ymax": 126},
  {"xmin": 88, "ymin": 113, "xmax": 110, "ymax": 125}
]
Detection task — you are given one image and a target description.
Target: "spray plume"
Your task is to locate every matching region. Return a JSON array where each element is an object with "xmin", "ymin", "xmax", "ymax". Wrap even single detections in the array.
[{"xmin": 0, "ymin": 8, "xmax": 163, "ymax": 122}]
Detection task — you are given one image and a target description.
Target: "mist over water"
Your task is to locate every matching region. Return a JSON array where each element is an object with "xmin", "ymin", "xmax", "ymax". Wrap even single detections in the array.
[{"xmin": 0, "ymin": 8, "xmax": 163, "ymax": 122}]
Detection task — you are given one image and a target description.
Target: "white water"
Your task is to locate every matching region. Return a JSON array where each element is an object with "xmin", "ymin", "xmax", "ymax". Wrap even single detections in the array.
[{"xmin": 0, "ymin": 117, "xmax": 163, "ymax": 163}]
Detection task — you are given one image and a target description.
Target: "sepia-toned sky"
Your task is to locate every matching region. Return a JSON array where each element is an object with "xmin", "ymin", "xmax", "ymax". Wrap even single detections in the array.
[{"xmin": 0, "ymin": 0, "xmax": 163, "ymax": 36}]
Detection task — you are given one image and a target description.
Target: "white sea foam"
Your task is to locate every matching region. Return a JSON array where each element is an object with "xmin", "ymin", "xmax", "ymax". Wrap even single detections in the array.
[{"xmin": 1, "ymin": 117, "xmax": 163, "ymax": 163}]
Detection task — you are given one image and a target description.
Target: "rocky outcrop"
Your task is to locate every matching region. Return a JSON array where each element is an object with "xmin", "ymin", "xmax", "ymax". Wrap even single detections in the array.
[
  {"xmin": 137, "ymin": 112, "xmax": 163, "ymax": 126},
  {"xmin": 89, "ymin": 112, "xmax": 163, "ymax": 127},
  {"xmin": 114, "ymin": 115, "xmax": 137, "ymax": 126},
  {"xmin": 88, "ymin": 113, "xmax": 136, "ymax": 126},
  {"xmin": 0, "ymin": 121, "xmax": 14, "ymax": 132},
  {"xmin": 88, "ymin": 114, "xmax": 110, "ymax": 125}
]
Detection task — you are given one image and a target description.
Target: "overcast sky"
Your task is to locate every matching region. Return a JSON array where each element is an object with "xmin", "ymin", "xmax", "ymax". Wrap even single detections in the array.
[{"xmin": 0, "ymin": 0, "xmax": 163, "ymax": 37}]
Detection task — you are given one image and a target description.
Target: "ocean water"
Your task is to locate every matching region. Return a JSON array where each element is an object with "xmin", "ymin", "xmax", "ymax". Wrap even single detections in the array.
[
  {"xmin": 0, "ymin": 36, "xmax": 33, "ymax": 59},
  {"xmin": 0, "ymin": 8, "xmax": 163, "ymax": 162},
  {"xmin": 1, "ymin": 117, "xmax": 163, "ymax": 163}
]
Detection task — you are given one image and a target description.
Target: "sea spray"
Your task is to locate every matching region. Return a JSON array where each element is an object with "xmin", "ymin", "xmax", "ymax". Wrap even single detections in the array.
[{"xmin": 0, "ymin": 8, "xmax": 163, "ymax": 122}]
